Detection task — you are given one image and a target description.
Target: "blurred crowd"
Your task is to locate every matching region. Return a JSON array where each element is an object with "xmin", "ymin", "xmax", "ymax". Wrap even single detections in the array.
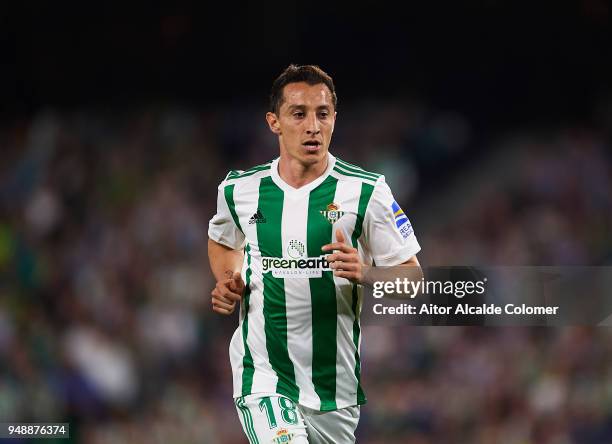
[{"xmin": 1, "ymin": 102, "xmax": 611, "ymax": 443}]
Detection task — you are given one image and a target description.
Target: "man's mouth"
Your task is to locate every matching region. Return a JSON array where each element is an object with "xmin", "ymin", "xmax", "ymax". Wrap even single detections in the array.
[{"xmin": 302, "ymin": 140, "xmax": 321, "ymax": 151}]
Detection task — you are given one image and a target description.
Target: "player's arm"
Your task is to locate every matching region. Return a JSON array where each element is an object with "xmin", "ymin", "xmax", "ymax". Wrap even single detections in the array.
[
  {"xmin": 396, "ymin": 255, "xmax": 424, "ymax": 290},
  {"xmin": 402, "ymin": 255, "xmax": 420, "ymax": 267},
  {"xmin": 208, "ymin": 174, "xmax": 247, "ymax": 315},
  {"xmin": 386, "ymin": 255, "xmax": 424, "ymax": 299},
  {"xmin": 208, "ymin": 239, "xmax": 245, "ymax": 315},
  {"xmin": 208, "ymin": 239, "xmax": 244, "ymax": 282}
]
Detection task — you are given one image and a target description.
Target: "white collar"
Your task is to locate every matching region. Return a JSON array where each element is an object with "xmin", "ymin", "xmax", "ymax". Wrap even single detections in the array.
[{"xmin": 270, "ymin": 152, "xmax": 336, "ymax": 195}]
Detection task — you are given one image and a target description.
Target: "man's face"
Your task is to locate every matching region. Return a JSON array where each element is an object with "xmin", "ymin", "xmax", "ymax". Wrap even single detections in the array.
[{"xmin": 266, "ymin": 82, "xmax": 336, "ymax": 166}]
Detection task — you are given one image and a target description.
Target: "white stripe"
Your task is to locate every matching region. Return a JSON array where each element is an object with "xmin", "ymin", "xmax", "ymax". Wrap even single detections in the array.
[
  {"xmin": 331, "ymin": 178, "xmax": 362, "ymax": 408},
  {"xmin": 282, "ymin": 191, "xmax": 319, "ymax": 408}
]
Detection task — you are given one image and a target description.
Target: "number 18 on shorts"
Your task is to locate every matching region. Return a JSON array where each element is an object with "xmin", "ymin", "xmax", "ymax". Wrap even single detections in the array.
[{"xmin": 235, "ymin": 394, "xmax": 308, "ymax": 444}]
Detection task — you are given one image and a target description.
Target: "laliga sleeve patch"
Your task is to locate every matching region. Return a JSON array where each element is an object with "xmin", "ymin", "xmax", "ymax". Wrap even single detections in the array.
[{"xmin": 391, "ymin": 201, "xmax": 413, "ymax": 239}]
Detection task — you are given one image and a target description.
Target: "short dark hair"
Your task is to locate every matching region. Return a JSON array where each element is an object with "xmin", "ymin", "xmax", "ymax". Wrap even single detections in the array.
[{"xmin": 269, "ymin": 64, "xmax": 337, "ymax": 114}]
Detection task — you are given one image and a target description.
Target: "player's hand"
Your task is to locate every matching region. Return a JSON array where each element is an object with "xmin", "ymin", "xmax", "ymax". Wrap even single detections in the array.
[
  {"xmin": 211, "ymin": 271, "xmax": 245, "ymax": 315},
  {"xmin": 322, "ymin": 229, "xmax": 363, "ymax": 284}
]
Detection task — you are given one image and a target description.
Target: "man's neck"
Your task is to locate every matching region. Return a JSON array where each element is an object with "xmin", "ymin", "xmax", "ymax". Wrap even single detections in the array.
[{"xmin": 277, "ymin": 154, "xmax": 329, "ymax": 189}]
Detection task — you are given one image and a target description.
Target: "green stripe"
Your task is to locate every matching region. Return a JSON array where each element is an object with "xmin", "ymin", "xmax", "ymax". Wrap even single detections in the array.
[
  {"xmin": 350, "ymin": 181, "xmax": 374, "ymax": 253},
  {"xmin": 350, "ymin": 181, "xmax": 375, "ymax": 405},
  {"xmin": 244, "ymin": 402, "xmax": 259, "ymax": 444},
  {"xmin": 333, "ymin": 165, "xmax": 379, "ymax": 182},
  {"xmin": 335, "ymin": 158, "xmax": 380, "ymax": 179},
  {"xmin": 245, "ymin": 161, "xmax": 272, "ymax": 172},
  {"xmin": 236, "ymin": 398, "xmax": 259, "ymax": 444},
  {"xmin": 224, "ymin": 184, "xmax": 244, "ymax": 234},
  {"xmin": 257, "ymin": 176, "xmax": 299, "ymax": 402},
  {"xmin": 235, "ymin": 399, "xmax": 247, "ymax": 443},
  {"xmin": 241, "ymin": 245, "xmax": 255, "ymax": 395},
  {"xmin": 238, "ymin": 407, "xmax": 253, "ymax": 444},
  {"xmin": 336, "ymin": 158, "xmax": 381, "ymax": 177},
  {"xmin": 228, "ymin": 163, "xmax": 272, "ymax": 179},
  {"xmin": 307, "ymin": 175, "xmax": 339, "ymax": 410},
  {"xmin": 232, "ymin": 162, "xmax": 272, "ymax": 174}
]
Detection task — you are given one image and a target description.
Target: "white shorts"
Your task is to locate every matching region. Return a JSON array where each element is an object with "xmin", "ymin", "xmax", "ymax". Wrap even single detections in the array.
[{"xmin": 235, "ymin": 394, "xmax": 360, "ymax": 444}]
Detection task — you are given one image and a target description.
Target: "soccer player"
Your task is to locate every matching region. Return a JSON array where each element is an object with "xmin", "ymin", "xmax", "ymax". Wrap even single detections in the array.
[{"xmin": 208, "ymin": 64, "xmax": 421, "ymax": 443}]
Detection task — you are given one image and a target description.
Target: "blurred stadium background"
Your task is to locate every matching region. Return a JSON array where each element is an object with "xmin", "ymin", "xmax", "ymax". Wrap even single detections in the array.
[{"xmin": 1, "ymin": 3, "xmax": 612, "ymax": 443}]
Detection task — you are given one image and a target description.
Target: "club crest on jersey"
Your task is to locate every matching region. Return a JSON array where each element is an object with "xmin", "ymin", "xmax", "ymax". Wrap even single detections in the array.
[
  {"xmin": 392, "ymin": 201, "xmax": 413, "ymax": 239},
  {"xmin": 273, "ymin": 429, "xmax": 294, "ymax": 443},
  {"xmin": 320, "ymin": 202, "xmax": 346, "ymax": 224}
]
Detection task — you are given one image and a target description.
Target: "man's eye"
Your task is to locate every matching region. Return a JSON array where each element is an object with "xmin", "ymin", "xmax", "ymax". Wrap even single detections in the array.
[
  {"xmin": 319, "ymin": 112, "xmax": 329, "ymax": 118},
  {"xmin": 293, "ymin": 112, "xmax": 304, "ymax": 118}
]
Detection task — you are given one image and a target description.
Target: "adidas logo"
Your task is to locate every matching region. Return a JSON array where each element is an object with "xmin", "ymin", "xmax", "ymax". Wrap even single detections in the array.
[{"xmin": 249, "ymin": 209, "xmax": 267, "ymax": 224}]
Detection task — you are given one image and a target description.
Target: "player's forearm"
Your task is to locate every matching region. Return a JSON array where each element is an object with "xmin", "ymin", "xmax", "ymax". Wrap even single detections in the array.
[
  {"xmin": 361, "ymin": 256, "xmax": 424, "ymax": 298},
  {"xmin": 388, "ymin": 261, "xmax": 424, "ymax": 299},
  {"xmin": 383, "ymin": 257, "xmax": 423, "ymax": 299},
  {"xmin": 208, "ymin": 238, "xmax": 245, "ymax": 282},
  {"xmin": 400, "ymin": 257, "xmax": 423, "ymax": 286}
]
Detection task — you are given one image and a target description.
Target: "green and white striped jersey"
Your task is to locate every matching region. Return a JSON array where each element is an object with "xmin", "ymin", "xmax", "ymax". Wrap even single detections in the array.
[{"xmin": 209, "ymin": 153, "xmax": 420, "ymax": 411}]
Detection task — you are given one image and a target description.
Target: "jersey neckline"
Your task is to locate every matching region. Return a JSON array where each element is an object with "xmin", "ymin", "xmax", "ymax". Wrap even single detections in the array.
[{"xmin": 270, "ymin": 153, "xmax": 337, "ymax": 195}]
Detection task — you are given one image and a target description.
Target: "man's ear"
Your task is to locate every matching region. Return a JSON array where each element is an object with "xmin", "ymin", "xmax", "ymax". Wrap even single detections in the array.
[{"xmin": 266, "ymin": 112, "xmax": 281, "ymax": 135}]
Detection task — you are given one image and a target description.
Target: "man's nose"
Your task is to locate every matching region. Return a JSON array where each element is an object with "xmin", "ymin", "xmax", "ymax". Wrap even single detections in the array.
[{"xmin": 305, "ymin": 113, "xmax": 320, "ymax": 135}]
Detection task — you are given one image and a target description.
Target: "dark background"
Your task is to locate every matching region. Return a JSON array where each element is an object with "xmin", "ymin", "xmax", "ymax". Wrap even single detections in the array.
[
  {"xmin": 4, "ymin": 3, "xmax": 611, "ymax": 123},
  {"xmin": 1, "ymin": 2, "xmax": 612, "ymax": 443}
]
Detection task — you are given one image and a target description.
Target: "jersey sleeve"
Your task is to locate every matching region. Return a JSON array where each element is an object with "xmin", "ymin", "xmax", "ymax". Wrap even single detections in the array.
[
  {"xmin": 208, "ymin": 174, "xmax": 246, "ymax": 250},
  {"xmin": 361, "ymin": 177, "xmax": 421, "ymax": 266}
]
